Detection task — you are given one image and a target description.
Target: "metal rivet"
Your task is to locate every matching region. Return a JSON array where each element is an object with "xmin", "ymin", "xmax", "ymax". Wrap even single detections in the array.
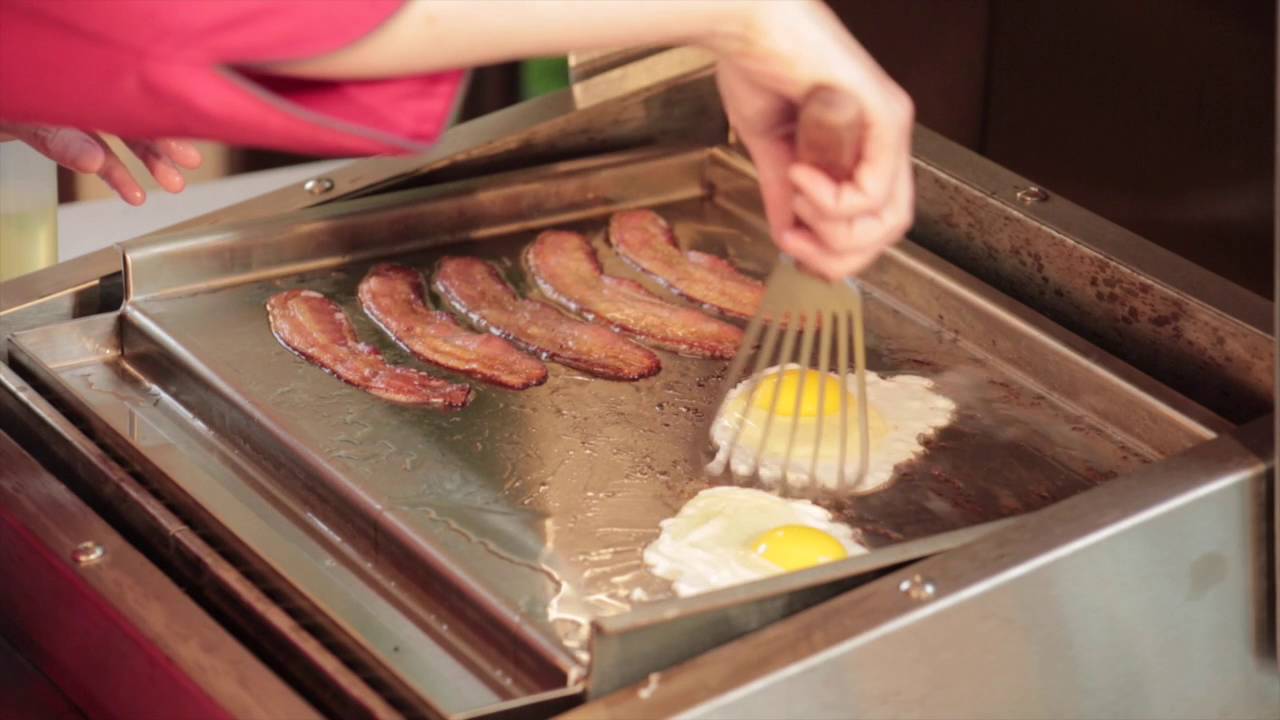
[
  {"xmin": 1016, "ymin": 186, "xmax": 1049, "ymax": 204},
  {"xmin": 898, "ymin": 573, "xmax": 936, "ymax": 600},
  {"xmin": 304, "ymin": 177, "xmax": 335, "ymax": 195},
  {"xmin": 71, "ymin": 541, "xmax": 105, "ymax": 566}
]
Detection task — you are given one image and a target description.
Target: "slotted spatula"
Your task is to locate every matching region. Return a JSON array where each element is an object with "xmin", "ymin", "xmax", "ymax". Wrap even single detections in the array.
[{"xmin": 707, "ymin": 86, "xmax": 871, "ymax": 494}]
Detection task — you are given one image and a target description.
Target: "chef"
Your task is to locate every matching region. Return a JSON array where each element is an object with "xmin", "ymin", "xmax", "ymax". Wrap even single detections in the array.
[{"xmin": 0, "ymin": 0, "xmax": 914, "ymax": 279}]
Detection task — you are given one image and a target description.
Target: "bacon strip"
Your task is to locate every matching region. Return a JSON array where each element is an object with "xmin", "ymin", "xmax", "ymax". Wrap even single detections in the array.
[
  {"xmin": 608, "ymin": 209, "xmax": 765, "ymax": 320},
  {"xmin": 358, "ymin": 264, "xmax": 548, "ymax": 390},
  {"xmin": 433, "ymin": 257, "xmax": 661, "ymax": 381},
  {"xmin": 525, "ymin": 230, "xmax": 742, "ymax": 359},
  {"xmin": 267, "ymin": 289, "xmax": 472, "ymax": 408}
]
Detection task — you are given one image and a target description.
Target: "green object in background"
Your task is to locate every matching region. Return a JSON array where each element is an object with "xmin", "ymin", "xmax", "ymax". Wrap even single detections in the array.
[{"xmin": 519, "ymin": 57, "xmax": 570, "ymax": 99}]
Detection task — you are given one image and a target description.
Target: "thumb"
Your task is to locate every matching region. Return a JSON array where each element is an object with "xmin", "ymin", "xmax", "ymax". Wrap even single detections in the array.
[{"xmin": 5, "ymin": 125, "xmax": 105, "ymax": 174}]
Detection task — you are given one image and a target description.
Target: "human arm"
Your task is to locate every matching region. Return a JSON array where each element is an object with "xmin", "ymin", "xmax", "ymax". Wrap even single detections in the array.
[{"xmin": 268, "ymin": 0, "xmax": 915, "ymax": 279}]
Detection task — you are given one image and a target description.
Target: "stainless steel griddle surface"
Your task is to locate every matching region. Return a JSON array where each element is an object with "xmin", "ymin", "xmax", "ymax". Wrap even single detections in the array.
[
  {"xmin": 11, "ymin": 148, "xmax": 1221, "ymax": 671},
  {"xmin": 126, "ymin": 221, "xmax": 1162, "ymax": 646}
]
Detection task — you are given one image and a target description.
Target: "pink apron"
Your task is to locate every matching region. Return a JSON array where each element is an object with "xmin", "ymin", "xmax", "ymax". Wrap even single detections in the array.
[{"xmin": 0, "ymin": 0, "xmax": 464, "ymax": 156}]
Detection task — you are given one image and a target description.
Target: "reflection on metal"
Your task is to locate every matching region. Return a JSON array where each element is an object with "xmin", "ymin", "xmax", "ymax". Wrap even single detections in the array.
[
  {"xmin": 568, "ymin": 419, "xmax": 1278, "ymax": 720},
  {"xmin": 586, "ymin": 520, "xmax": 1010, "ymax": 700},
  {"xmin": 0, "ymin": 246, "xmax": 121, "ymax": 316},
  {"xmin": 1015, "ymin": 185, "xmax": 1050, "ymax": 204},
  {"xmin": 303, "ymin": 177, "xmax": 335, "ymax": 195},
  {"xmin": 911, "ymin": 126, "xmax": 1273, "ymax": 423},
  {"xmin": 896, "ymin": 573, "xmax": 936, "ymax": 600},
  {"xmin": 69, "ymin": 541, "xmax": 106, "ymax": 566}
]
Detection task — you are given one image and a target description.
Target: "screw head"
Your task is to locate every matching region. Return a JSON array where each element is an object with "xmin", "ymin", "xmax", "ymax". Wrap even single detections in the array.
[
  {"xmin": 71, "ymin": 541, "xmax": 106, "ymax": 566},
  {"xmin": 304, "ymin": 177, "xmax": 335, "ymax": 195},
  {"xmin": 1016, "ymin": 186, "xmax": 1049, "ymax": 205},
  {"xmin": 898, "ymin": 573, "xmax": 936, "ymax": 600}
]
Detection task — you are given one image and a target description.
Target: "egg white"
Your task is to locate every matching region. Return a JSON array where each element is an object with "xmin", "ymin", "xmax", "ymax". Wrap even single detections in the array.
[
  {"xmin": 709, "ymin": 364, "xmax": 955, "ymax": 493},
  {"xmin": 643, "ymin": 486, "xmax": 867, "ymax": 597}
]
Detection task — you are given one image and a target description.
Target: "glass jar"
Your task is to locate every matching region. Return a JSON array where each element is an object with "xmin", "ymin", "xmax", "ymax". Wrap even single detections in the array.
[{"xmin": 0, "ymin": 140, "xmax": 58, "ymax": 282}]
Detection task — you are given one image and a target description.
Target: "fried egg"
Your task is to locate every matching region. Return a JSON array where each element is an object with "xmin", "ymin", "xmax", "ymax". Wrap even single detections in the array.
[
  {"xmin": 710, "ymin": 364, "xmax": 955, "ymax": 493},
  {"xmin": 643, "ymin": 486, "xmax": 867, "ymax": 596}
]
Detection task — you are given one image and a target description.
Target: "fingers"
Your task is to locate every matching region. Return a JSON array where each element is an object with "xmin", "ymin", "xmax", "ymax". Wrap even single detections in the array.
[
  {"xmin": 8, "ymin": 125, "xmax": 106, "ymax": 174},
  {"xmin": 789, "ymin": 163, "xmax": 868, "ymax": 217},
  {"xmin": 751, "ymin": 140, "xmax": 798, "ymax": 243},
  {"xmin": 718, "ymin": 64, "xmax": 800, "ymax": 243},
  {"xmin": 125, "ymin": 138, "xmax": 202, "ymax": 193},
  {"xmin": 733, "ymin": 129, "xmax": 797, "ymax": 242},
  {"xmin": 152, "ymin": 138, "xmax": 203, "ymax": 169},
  {"xmin": 91, "ymin": 135, "xmax": 147, "ymax": 206},
  {"xmin": 0, "ymin": 124, "xmax": 202, "ymax": 206},
  {"xmin": 887, "ymin": 153, "xmax": 915, "ymax": 237},
  {"xmin": 125, "ymin": 139, "xmax": 186, "ymax": 193},
  {"xmin": 777, "ymin": 227, "xmax": 878, "ymax": 280},
  {"xmin": 851, "ymin": 85, "xmax": 914, "ymax": 213},
  {"xmin": 3, "ymin": 124, "xmax": 144, "ymax": 204},
  {"xmin": 714, "ymin": 54, "xmax": 915, "ymax": 280},
  {"xmin": 788, "ymin": 153, "xmax": 914, "ymax": 279},
  {"xmin": 791, "ymin": 92, "xmax": 912, "ymax": 213}
]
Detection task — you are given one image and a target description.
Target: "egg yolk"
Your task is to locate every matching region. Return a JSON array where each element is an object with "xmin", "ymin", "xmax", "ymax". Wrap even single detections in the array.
[
  {"xmin": 751, "ymin": 370, "xmax": 847, "ymax": 417},
  {"xmin": 751, "ymin": 524, "xmax": 848, "ymax": 571}
]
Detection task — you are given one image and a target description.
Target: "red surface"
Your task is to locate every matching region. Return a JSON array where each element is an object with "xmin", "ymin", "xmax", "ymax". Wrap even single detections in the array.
[
  {"xmin": 0, "ymin": 0, "xmax": 463, "ymax": 155},
  {"xmin": 0, "ymin": 505, "xmax": 231, "ymax": 720},
  {"xmin": 0, "ymin": 632, "xmax": 85, "ymax": 720}
]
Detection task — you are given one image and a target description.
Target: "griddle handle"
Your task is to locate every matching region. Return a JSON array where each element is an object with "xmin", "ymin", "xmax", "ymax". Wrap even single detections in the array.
[{"xmin": 796, "ymin": 85, "xmax": 862, "ymax": 181}]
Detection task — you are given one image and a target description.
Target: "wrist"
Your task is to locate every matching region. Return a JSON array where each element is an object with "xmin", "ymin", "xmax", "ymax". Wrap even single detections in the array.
[{"xmin": 689, "ymin": 1, "xmax": 768, "ymax": 57}]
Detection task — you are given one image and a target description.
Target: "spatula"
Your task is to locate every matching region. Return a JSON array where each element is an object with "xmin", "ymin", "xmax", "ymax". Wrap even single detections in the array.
[{"xmin": 707, "ymin": 86, "xmax": 871, "ymax": 494}]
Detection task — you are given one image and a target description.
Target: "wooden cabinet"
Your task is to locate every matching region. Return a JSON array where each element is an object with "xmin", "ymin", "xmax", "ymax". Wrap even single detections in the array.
[{"xmin": 828, "ymin": 0, "xmax": 1276, "ymax": 298}]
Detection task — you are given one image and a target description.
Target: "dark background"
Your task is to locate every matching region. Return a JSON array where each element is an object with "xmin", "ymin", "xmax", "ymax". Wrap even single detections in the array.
[{"xmin": 832, "ymin": 0, "xmax": 1276, "ymax": 299}]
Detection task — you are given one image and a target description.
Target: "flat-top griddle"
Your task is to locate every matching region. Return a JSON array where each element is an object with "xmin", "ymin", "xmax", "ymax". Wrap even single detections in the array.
[{"xmin": 7, "ymin": 146, "xmax": 1225, "ymax": 715}]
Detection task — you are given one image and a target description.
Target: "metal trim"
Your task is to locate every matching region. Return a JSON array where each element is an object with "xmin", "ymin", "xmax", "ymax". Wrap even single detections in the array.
[
  {"xmin": 909, "ymin": 127, "xmax": 1274, "ymax": 422},
  {"xmin": 5, "ymin": 320, "xmax": 548, "ymax": 716},
  {"xmin": 149, "ymin": 47, "xmax": 720, "ymax": 237},
  {"xmin": 0, "ymin": 426, "xmax": 321, "ymax": 720},
  {"xmin": 0, "ymin": 246, "xmax": 121, "ymax": 316},
  {"xmin": 585, "ymin": 519, "xmax": 1014, "ymax": 699},
  {"xmin": 0, "ymin": 363, "xmax": 407, "ymax": 718},
  {"xmin": 912, "ymin": 126, "xmax": 1272, "ymax": 334},
  {"xmin": 565, "ymin": 417, "xmax": 1278, "ymax": 719}
]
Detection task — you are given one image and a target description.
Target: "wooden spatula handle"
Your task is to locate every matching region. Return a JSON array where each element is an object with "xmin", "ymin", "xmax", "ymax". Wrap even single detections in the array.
[{"xmin": 796, "ymin": 85, "xmax": 862, "ymax": 181}]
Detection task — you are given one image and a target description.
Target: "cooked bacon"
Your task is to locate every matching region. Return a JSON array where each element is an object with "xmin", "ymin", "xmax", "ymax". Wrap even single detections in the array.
[
  {"xmin": 358, "ymin": 264, "xmax": 548, "ymax": 390},
  {"xmin": 267, "ymin": 289, "xmax": 472, "ymax": 408},
  {"xmin": 433, "ymin": 257, "xmax": 661, "ymax": 381},
  {"xmin": 525, "ymin": 230, "xmax": 742, "ymax": 359},
  {"xmin": 608, "ymin": 209, "xmax": 765, "ymax": 320}
]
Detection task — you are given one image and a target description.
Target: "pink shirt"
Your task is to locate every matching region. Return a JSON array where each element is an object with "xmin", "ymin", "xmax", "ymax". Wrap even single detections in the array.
[{"xmin": 0, "ymin": 0, "xmax": 464, "ymax": 156}]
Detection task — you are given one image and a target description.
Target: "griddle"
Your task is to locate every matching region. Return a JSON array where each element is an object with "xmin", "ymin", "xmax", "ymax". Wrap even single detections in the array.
[{"xmin": 6, "ymin": 145, "xmax": 1226, "ymax": 715}]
